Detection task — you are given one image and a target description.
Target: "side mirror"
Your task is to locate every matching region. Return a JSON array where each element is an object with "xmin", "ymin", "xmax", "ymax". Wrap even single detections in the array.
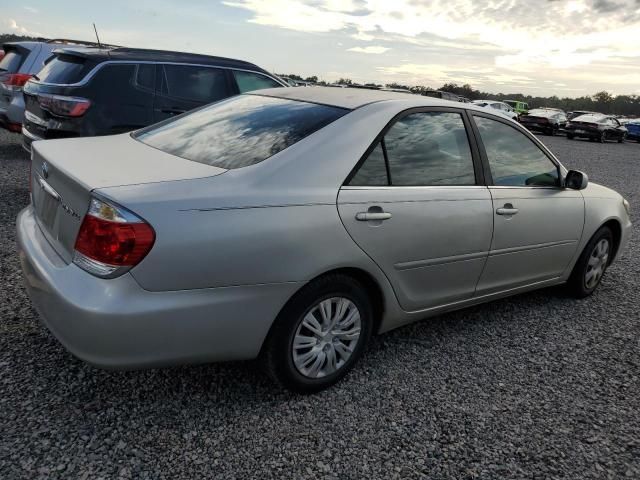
[{"xmin": 565, "ymin": 170, "xmax": 589, "ymax": 190}]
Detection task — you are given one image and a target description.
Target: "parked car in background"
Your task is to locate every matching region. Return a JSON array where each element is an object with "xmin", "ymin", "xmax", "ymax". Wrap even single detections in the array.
[
  {"xmin": 565, "ymin": 114, "xmax": 628, "ymax": 143},
  {"xmin": 519, "ymin": 108, "xmax": 567, "ymax": 135},
  {"xmin": 624, "ymin": 118, "xmax": 640, "ymax": 142},
  {"xmin": 423, "ymin": 90, "xmax": 460, "ymax": 102},
  {"xmin": 380, "ymin": 87, "xmax": 413, "ymax": 94},
  {"xmin": 472, "ymin": 100, "xmax": 518, "ymax": 120},
  {"xmin": 568, "ymin": 110, "xmax": 599, "ymax": 120},
  {"xmin": 21, "ymin": 47, "xmax": 286, "ymax": 151},
  {"xmin": 18, "ymin": 87, "xmax": 631, "ymax": 392},
  {"xmin": 1, "ymin": 39, "xmax": 105, "ymax": 133},
  {"xmin": 504, "ymin": 100, "xmax": 529, "ymax": 115}
]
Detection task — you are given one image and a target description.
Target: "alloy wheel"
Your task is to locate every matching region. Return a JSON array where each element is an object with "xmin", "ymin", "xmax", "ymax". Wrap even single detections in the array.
[
  {"xmin": 585, "ymin": 239, "xmax": 609, "ymax": 289},
  {"xmin": 292, "ymin": 297, "xmax": 362, "ymax": 379}
]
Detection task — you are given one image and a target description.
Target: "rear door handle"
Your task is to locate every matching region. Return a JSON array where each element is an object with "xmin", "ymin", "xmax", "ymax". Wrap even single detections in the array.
[
  {"xmin": 355, "ymin": 212, "xmax": 392, "ymax": 221},
  {"xmin": 496, "ymin": 203, "xmax": 519, "ymax": 216}
]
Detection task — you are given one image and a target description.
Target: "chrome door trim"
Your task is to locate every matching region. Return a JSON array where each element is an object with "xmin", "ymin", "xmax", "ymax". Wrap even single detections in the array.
[
  {"xmin": 395, "ymin": 250, "xmax": 489, "ymax": 270},
  {"xmin": 489, "ymin": 240, "xmax": 577, "ymax": 257}
]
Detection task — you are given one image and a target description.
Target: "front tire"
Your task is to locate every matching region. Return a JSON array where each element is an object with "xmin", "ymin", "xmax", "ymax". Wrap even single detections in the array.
[
  {"xmin": 567, "ymin": 134, "xmax": 574, "ymax": 140},
  {"xmin": 567, "ymin": 226, "xmax": 614, "ymax": 298},
  {"xmin": 599, "ymin": 131, "xmax": 607, "ymax": 143},
  {"xmin": 262, "ymin": 274, "xmax": 374, "ymax": 393}
]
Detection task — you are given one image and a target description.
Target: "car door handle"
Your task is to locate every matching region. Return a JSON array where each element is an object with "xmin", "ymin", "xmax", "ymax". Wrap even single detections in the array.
[
  {"xmin": 496, "ymin": 204, "xmax": 519, "ymax": 216},
  {"xmin": 355, "ymin": 212, "xmax": 392, "ymax": 221}
]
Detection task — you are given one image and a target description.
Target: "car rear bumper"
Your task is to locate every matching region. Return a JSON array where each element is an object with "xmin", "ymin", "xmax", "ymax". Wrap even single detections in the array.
[
  {"xmin": 566, "ymin": 127, "xmax": 601, "ymax": 138},
  {"xmin": 21, "ymin": 125, "xmax": 42, "ymax": 152},
  {"xmin": 17, "ymin": 206, "xmax": 300, "ymax": 369},
  {"xmin": 521, "ymin": 122, "xmax": 553, "ymax": 133}
]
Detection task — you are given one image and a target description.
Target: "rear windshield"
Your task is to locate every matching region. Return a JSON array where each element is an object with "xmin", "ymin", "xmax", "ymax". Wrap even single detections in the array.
[
  {"xmin": 134, "ymin": 94, "xmax": 349, "ymax": 169},
  {"xmin": 36, "ymin": 55, "xmax": 94, "ymax": 84},
  {"xmin": 0, "ymin": 50, "xmax": 25, "ymax": 72}
]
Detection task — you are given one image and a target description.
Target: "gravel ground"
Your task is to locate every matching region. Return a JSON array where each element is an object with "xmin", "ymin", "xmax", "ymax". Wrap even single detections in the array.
[{"xmin": 0, "ymin": 128, "xmax": 638, "ymax": 479}]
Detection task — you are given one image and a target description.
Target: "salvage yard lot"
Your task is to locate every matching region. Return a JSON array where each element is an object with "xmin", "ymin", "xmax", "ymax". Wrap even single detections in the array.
[{"xmin": 0, "ymin": 129, "xmax": 638, "ymax": 479}]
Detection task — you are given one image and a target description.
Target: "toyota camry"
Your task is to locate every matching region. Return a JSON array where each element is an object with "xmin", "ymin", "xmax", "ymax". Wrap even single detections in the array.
[{"xmin": 17, "ymin": 87, "xmax": 632, "ymax": 392}]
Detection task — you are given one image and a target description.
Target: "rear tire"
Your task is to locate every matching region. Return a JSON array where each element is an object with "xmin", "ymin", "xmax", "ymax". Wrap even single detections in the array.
[
  {"xmin": 599, "ymin": 132, "xmax": 607, "ymax": 143},
  {"xmin": 567, "ymin": 134, "xmax": 574, "ymax": 140},
  {"xmin": 618, "ymin": 135, "xmax": 626, "ymax": 143},
  {"xmin": 261, "ymin": 274, "xmax": 374, "ymax": 393},
  {"xmin": 567, "ymin": 226, "xmax": 614, "ymax": 298}
]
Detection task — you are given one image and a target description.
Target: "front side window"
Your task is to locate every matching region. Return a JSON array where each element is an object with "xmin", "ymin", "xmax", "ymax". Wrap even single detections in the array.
[
  {"xmin": 233, "ymin": 70, "xmax": 282, "ymax": 93},
  {"xmin": 474, "ymin": 116, "xmax": 559, "ymax": 187},
  {"xmin": 160, "ymin": 65, "xmax": 230, "ymax": 103},
  {"xmin": 135, "ymin": 94, "xmax": 348, "ymax": 169},
  {"xmin": 348, "ymin": 111, "xmax": 476, "ymax": 186}
]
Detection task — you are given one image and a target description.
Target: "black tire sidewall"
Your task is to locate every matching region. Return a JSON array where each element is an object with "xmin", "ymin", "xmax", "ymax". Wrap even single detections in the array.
[
  {"xmin": 569, "ymin": 227, "xmax": 614, "ymax": 297},
  {"xmin": 264, "ymin": 275, "xmax": 373, "ymax": 393}
]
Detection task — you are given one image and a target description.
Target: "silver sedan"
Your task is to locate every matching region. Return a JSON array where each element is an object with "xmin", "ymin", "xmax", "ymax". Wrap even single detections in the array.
[{"xmin": 17, "ymin": 88, "xmax": 632, "ymax": 392}]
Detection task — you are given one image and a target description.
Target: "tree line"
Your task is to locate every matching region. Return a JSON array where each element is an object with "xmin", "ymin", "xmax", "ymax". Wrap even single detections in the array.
[{"xmin": 281, "ymin": 75, "xmax": 640, "ymax": 117}]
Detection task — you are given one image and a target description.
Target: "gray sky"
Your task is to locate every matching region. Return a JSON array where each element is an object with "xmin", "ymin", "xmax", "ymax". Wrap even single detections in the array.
[{"xmin": 4, "ymin": 0, "xmax": 640, "ymax": 96}]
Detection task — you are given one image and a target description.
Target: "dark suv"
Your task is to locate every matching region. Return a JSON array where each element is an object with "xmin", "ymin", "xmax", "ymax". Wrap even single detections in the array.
[{"xmin": 22, "ymin": 47, "xmax": 286, "ymax": 151}]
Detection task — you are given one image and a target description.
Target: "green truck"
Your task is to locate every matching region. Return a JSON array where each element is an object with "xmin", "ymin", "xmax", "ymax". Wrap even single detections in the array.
[{"xmin": 504, "ymin": 100, "xmax": 529, "ymax": 115}]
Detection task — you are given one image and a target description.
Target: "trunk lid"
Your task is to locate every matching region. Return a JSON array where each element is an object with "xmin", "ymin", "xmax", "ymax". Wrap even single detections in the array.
[{"xmin": 30, "ymin": 134, "xmax": 225, "ymax": 263}]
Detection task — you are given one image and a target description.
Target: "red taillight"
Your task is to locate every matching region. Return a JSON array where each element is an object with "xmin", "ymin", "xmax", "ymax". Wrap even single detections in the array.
[
  {"xmin": 73, "ymin": 198, "xmax": 155, "ymax": 278},
  {"xmin": 37, "ymin": 94, "xmax": 91, "ymax": 117},
  {"xmin": 2, "ymin": 73, "xmax": 33, "ymax": 88}
]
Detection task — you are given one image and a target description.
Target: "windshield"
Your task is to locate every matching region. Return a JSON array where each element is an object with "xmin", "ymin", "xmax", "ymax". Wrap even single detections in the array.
[{"xmin": 134, "ymin": 94, "xmax": 349, "ymax": 169}]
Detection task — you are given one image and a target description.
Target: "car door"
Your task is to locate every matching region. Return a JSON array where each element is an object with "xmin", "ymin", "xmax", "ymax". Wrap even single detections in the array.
[
  {"xmin": 153, "ymin": 64, "xmax": 233, "ymax": 122},
  {"xmin": 337, "ymin": 108, "xmax": 494, "ymax": 311},
  {"xmin": 470, "ymin": 113, "xmax": 585, "ymax": 294}
]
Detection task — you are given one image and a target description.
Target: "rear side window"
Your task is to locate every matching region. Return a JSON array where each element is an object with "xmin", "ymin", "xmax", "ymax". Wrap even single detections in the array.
[
  {"xmin": 348, "ymin": 111, "xmax": 476, "ymax": 186},
  {"xmin": 0, "ymin": 50, "xmax": 25, "ymax": 72},
  {"xmin": 233, "ymin": 70, "xmax": 282, "ymax": 93},
  {"xmin": 160, "ymin": 65, "xmax": 230, "ymax": 103},
  {"xmin": 134, "ymin": 94, "xmax": 348, "ymax": 169},
  {"xmin": 37, "ymin": 55, "xmax": 93, "ymax": 84}
]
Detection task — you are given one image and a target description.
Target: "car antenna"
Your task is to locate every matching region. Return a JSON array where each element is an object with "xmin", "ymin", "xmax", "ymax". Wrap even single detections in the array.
[{"xmin": 92, "ymin": 23, "xmax": 110, "ymax": 58}]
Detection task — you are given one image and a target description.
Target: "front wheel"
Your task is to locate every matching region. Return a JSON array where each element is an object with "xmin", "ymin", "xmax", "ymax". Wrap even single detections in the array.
[
  {"xmin": 262, "ymin": 274, "xmax": 373, "ymax": 393},
  {"xmin": 618, "ymin": 135, "xmax": 626, "ymax": 143},
  {"xmin": 567, "ymin": 226, "xmax": 614, "ymax": 298},
  {"xmin": 599, "ymin": 131, "xmax": 607, "ymax": 143},
  {"xmin": 567, "ymin": 134, "xmax": 574, "ymax": 140}
]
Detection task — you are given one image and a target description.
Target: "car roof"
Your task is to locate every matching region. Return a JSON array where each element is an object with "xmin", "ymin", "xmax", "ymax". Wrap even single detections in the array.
[
  {"xmin": 253, "ymin": 86, "xmax": 499, "ymax": 111},
  {"xmin": 52, "ymin": 46, "xmax": 269, "ymax": 73},
  {"xmin": 573, "ymin": 114, "xmax": 606, "ymax": 122}
]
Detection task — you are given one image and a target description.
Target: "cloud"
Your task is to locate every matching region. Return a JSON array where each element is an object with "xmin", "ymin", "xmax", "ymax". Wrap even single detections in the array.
[
  {"xmin": 23, "ymin": 6, "xmax": 39, "ymax": 14},
  {"xmin": 4, "ymin": 18, "xmax": 29, "ymax": 35},
  {"xmin": 351, "ymin": 31, "xmax": 374, "ymax": 41},
  {"xmin": 347, "ymin": 45, "xmax": 389, "ymax": 54}
]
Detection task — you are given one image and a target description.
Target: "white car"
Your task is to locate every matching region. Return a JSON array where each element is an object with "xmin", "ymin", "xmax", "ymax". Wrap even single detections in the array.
[{"xmin": 472, "ymin": 100, "xmax": 519, "ymax": 121}]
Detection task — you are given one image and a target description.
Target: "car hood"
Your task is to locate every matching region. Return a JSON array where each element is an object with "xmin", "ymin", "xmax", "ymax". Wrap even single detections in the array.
[{"xmin": 32, "ymin": 133, "xmax": 226, "ymax": 190}]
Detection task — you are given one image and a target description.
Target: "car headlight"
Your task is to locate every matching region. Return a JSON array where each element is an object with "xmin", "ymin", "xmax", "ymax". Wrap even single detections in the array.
[{"xmin": 623, "ymin": 198, "xmax": 631, "ymax": 216}]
